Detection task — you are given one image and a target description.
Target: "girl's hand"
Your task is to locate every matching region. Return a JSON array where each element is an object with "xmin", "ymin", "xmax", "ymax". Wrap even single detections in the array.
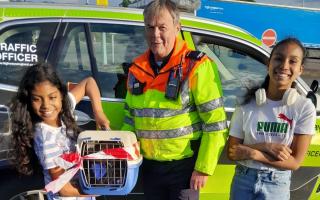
[
  {"xmin": 190, "ymin": 170, "xmax": 208, "ymax": 190},
  {"xmin": 94, "ymin": 111, "xmax": 110, "ymax": 130},
  {"xmin": 265, "ymin": 143, "xmax": 292, "ymax": 161}
]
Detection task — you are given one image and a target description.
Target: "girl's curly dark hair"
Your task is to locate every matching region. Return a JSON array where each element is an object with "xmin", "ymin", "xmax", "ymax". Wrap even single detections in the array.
[{"xmin": 9, "ymin": 63, "xmax": 80, "ymax": 175}]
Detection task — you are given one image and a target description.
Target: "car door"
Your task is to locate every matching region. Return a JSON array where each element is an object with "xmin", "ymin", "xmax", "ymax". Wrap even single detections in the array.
[
  {"xmin": 49, "ymin": 20, "xmax": 147, "ymax": 131},
  {"xmin": 0, "ymin": 19, "xmax": 59, "ymax": 198},
  {"xmin": 0, "ymin": 20, "xmax": 59, "ymax": 167},
  {"xmin": 188, "ymin": 32, "xmax": 269, "ymax": 119},
  {"xmin": 181, "ymin": 30, "xmax": 268, "ymax": 199}
]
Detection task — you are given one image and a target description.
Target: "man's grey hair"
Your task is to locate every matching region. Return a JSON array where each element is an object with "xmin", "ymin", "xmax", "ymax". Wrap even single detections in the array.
[{"xmin": 143, "ymin": 0, "xmax": 180, "ymax": 25}]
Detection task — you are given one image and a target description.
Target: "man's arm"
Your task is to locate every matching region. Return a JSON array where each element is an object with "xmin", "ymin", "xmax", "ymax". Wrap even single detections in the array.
[{"xmin": 190, "ymin": 59, "xmax": 228, "ymax": 189}]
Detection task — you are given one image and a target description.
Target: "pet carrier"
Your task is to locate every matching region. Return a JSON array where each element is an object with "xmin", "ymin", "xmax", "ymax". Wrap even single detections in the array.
[{"xmin": 77, "ymin": 130, "xmax": 142, "ymax": 195}]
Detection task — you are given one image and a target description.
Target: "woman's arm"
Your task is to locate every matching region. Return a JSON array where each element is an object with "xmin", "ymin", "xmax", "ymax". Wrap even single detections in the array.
[
  {"xmin": 227, "ymin": 136, "xmax": 256, "ymax": 161},
  {"xmin": 252, "ymin": 134, "xmax": 312, "ymax": 170},
  {"xmin": 247, "ymin": 142, "xmax": 292, "ymax": 161},
  {"xmin": 70, "ymin": 77, "xmax": 110, "ymax": 129},
  {"xmin": 227, "ymin": 134, "xmax": 312, "ymax": 170},
  {"xmin": 228, "ymin": 136, "xmax": 292, "ymax": 161},
  {"xmin": 49, "ymin": 167, "xmax": 93, "ymax": 197}
]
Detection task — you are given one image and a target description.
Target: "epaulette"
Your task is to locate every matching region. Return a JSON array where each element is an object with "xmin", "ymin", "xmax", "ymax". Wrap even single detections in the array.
[
  {"xmin": 186, "ymin": 50, "xmax": 206, "ymax": 60},
  {"xmin": 121, "ymin": 62, "xmax": 132, "ymax": 75}
]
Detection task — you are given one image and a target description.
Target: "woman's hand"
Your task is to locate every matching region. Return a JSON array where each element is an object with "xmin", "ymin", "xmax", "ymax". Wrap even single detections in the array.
[
  {"xmin": 264, "ymin": 143, "xmax": 292, "ymax": 161},
  {"xmin": 94, "ymin": 111, "xmax": 110, "ymax": 130},
  {"xmin": 190, "ymin": 170, "xmax": 208, "ymax": 190}
]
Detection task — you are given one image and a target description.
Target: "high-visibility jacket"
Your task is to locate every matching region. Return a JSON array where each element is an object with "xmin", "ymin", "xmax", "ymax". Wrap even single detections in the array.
[{"xmin": 122, "ymin": 38, "xmax": 228, "ymax": 175}]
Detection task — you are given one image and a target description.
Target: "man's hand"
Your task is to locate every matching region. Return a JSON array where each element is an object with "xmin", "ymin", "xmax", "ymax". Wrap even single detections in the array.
[{"xmin": 190, "ymin": 170, "xmax": 208, "ymax": 190}]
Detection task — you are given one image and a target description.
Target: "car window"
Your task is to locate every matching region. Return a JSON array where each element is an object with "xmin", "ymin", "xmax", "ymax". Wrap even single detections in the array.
[
  {"xmin": 303, "ymin": 48, "xmax": 320, "ymax": 95},
  {"xmin": 0, "ymin": 23, "xmax": 58, "ymax": 86},
  {"xmin": 89, "ymin": 23, "xmax": 147, "ymax": 98},
  {"xmin": 55, "ymin": 23, "xmax": 92, "ymax": 84},
  {"xmin": 192, "ymin": 34, "xmax": 267, "ymax": 108}
]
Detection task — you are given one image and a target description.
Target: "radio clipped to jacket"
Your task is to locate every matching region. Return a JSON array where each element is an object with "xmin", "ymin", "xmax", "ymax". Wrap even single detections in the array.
[
  {"xmin": 165, "ymin": 51, "xmax": 204, "ymax": 101},
  {"xmin": 128, "ymin": 73, "xmax": 145, "ymax": 95},
  {"xmin": 165, "ymin": 65, "xmax": 182, "ymax": 100}
]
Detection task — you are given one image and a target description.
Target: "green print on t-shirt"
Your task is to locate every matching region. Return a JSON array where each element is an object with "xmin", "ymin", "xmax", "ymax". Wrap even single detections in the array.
[{"xmin": 257, "ymin": 122, "xmax": 288, "ymax": 133}]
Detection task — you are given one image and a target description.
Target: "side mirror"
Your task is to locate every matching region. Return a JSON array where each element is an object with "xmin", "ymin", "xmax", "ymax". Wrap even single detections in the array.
[{"xmin": 306, "ymin": 80, "xmax": 319, "ymax": 108}]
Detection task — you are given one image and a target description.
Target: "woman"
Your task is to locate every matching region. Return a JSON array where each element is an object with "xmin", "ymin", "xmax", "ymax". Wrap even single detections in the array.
[{"xmin": 227, "ymin": 38, "xmax": 316, "ymax": 200}]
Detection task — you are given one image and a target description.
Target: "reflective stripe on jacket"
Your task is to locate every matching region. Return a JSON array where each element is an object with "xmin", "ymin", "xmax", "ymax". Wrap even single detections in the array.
[{"xmin": 122, "ymin": 38, "xmax": 228, "ymax": 175}]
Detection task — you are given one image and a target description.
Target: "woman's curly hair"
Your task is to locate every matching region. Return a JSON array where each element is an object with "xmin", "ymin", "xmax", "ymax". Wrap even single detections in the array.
[{"xmin": 9, "ymin": 63, "xmax": 80, "ymax": 175}]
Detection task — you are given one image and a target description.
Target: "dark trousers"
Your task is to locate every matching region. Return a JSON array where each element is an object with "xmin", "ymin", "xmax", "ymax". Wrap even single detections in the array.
[{"xmin": 141, "ymin": 156, "xmax": 199, "ymax": 200}]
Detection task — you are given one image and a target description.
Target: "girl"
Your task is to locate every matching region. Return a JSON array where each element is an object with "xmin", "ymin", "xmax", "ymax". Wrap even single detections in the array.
[
  {"xmin": 227, "ymin": 38, "xmax": 316, "ymax": 200},
  {"xmin": 10, "ymin": 63, "xmax": 110, "ymax": 200}
]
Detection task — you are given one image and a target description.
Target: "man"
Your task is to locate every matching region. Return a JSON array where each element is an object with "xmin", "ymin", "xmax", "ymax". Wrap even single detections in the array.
[{"xmin": 121, "ymin": 0, "xmax": 228, "ymax": 199}]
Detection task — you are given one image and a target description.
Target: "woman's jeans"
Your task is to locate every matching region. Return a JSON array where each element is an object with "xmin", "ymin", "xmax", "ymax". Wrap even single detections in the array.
[{"xmin": 230, "ymin": 165, "xmax": 291, "ymax": 200}]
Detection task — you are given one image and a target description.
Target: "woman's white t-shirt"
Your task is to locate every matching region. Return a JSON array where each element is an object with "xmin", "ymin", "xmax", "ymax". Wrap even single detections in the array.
[{"xmin": 229, "ymin": 95, "xmax": 316, "ymax": 170}]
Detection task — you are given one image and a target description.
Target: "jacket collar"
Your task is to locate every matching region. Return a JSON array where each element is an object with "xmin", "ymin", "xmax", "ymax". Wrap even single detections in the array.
[{"xmin": 133, "ymin": 38, "xmax": 189, "ymax": 76}]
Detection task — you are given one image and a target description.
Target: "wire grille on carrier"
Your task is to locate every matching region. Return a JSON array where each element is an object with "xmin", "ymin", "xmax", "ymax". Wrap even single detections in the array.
[{"xmin": 80, "ymin": 140, "xmax": 128, "ymax": 188}]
